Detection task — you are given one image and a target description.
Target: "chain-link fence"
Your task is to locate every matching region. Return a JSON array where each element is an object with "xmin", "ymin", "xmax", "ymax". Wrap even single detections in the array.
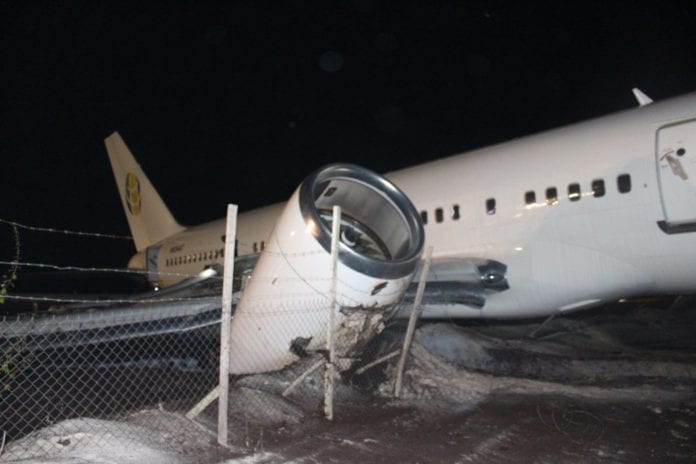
[
  {"xmin": 0, "ymin": 289, "xmax": 413, "ymax": 458},
  {"xmin": 0, "ymin": 206, "xmax": 424, "ymax": 460},
  {"xmin": 0, "ymin": 296, "xmax": 223, "ymax": 459}
]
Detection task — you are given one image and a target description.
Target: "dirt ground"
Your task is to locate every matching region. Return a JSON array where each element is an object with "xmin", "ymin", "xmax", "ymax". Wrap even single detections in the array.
[
  {"xmin": 191, "ymin": 301, "xmax": 696, "ymax": 463},
  {"xmin": 4, "ymin": 300, "xmax": 695, "ymax": 463},
  {"xmin": 256, "ymin": 395, "xmax": 696, "ymax": 463}
]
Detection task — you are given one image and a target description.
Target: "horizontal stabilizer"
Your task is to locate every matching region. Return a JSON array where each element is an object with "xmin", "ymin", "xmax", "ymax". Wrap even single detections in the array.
[{"xmin": 632, "ymin": 88, "xmax": 653, "ymax": 106}]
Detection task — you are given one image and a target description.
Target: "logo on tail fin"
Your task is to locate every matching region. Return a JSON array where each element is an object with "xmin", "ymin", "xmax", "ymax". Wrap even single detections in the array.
[{"xmin": 125, "ymin": 173, "xmax": 142, "ymax": 215}]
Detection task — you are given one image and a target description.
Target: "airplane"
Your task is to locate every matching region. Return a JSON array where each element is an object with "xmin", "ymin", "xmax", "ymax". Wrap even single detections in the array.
[{"xmin": 106, "ymin": 89, "xmax": 696, "ymax": 322}]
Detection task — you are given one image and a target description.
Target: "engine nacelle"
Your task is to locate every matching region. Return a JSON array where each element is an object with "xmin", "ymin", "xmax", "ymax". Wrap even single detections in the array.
[{"xmin": 228, "ymin": 164, "xmax": 424, "ymax": 374}]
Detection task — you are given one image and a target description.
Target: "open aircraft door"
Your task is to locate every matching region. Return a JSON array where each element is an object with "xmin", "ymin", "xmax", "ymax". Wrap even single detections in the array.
[
  {"xmin": 146, "ymin": 245, "xmax": 161, "ymax": 284},
  {"xmin": 657, "ymin": 119, "xmax": 696, "ymax": 234}
]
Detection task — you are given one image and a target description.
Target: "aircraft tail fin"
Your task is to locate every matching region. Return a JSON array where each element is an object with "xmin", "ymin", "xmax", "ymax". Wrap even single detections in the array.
[{"xmin": 105, "ymin": 132, "xmax": 185, "ymax": 251}]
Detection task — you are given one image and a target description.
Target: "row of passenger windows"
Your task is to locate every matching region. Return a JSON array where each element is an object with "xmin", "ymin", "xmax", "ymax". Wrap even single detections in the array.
[
  {"xmin": 252, "ymin": 241, "xmax": 266, "ymax": 253},
  {"xmin": 166, "ymin": 249, "xmax": 224, "ymax": 267},
  {"xmin": 420, "ymin": 174, "xmax": 632, "ymax": 224},
  {"xmin": 165, "ymin": 240, "xmax": 267, "ymax": 268}
]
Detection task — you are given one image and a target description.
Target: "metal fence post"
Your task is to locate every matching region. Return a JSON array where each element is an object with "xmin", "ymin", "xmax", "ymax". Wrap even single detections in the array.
[
  {"xmin": 394, "ymin": 245, "xmax": 432, "ymax": 398},
  {"xmin": 324, "ymin": 205, "xmax": 341, "ymax": 420},
  {"xmin": 218, "ymin": 204, "xmax": 238, "ymax": 446}
]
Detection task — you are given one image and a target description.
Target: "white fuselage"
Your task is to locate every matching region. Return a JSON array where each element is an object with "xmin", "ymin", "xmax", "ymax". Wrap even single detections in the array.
[{"xmin": 142, "ymin": 92, "xmax": 696, "ymax": 318}]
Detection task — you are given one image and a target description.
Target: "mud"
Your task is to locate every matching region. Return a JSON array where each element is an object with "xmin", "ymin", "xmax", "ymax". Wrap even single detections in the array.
[
  {"xmin": 209, "ymin": 300, "xmax": 696, "ymax": 463},
  {"xmin": 4, "ymin": 300, "xmax": 695, "ymax": 463},
  {"xmin": 259, "ymin": 395, "xmax": 696, "ymax": 463}
]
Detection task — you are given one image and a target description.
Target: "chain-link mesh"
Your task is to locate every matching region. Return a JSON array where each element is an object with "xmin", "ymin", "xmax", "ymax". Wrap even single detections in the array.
[
  {"xmin": 0, "ymin": 254, "xmax": 419, "ymax": 460},
  {"xmin": 217, "ymin": 254, "xmax": 416, "ymax": 433},
  {"xmin": 0, "ymin": 297, "xmax": 222, "ymax": 459}
]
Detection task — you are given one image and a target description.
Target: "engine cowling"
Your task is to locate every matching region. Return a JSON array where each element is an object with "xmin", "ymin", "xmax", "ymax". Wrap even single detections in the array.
[{"xmin": 228, "ymin": 164, "xmax": 424, "ymax": 374}]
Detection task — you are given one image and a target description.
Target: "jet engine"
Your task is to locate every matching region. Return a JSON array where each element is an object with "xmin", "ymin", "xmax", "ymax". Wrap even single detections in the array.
[{"xmin": 228, "ymin": 164, "xmax": 424, "ymax": 374}]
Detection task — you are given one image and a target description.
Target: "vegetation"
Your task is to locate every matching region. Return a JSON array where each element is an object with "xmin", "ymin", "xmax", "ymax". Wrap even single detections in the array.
[
  {"xmin": 1, "ymin": 337, "xmax": 31, "ymax": 398},
  {"xmin": 0, "ymin": 223, "xmax": 20, "ymax": 305},
  {"xmin": 1, "ymin": 223, "xmax": 26, "ymax": 404}
]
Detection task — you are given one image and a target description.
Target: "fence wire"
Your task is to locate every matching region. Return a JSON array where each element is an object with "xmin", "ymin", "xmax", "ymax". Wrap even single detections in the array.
[
  {"xmin": 0, "ymin": 287, "xmax": 409, "ymax": 459},
  {"xmin": 0, "ymin": 214, "xmax": 420, "ymax": 460},
  {"xmin": 0, "ymin": 297, "xmax": 223, "ymax": 459}
]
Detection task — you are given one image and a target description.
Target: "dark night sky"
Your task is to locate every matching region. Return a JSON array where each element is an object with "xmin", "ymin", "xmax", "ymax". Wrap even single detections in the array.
[{"xmin": 2, "ymin": 1, "xmax": 696, "ymax": 270}]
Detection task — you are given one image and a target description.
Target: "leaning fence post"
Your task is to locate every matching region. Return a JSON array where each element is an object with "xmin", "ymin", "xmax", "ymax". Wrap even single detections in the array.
[
  {"xmin": 394, "ymin": 245, "xmax": 432, "ymax": 398},
  {"xmin": 324, "ymin": 205, "xmax": 341, "ymax": 420},
  {"xmin": 218, "ymin": 204, "xmax": 238, "ymax": 446}
]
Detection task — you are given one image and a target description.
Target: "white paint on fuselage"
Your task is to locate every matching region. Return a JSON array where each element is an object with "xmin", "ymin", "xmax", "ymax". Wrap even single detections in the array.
[
  {"xmin": 144, "ymin": 92, "xmax": 696, "ymax": 318},
  {"xmin": 388, "ymin": 93, "xmax": 696, "ymax": 317}
]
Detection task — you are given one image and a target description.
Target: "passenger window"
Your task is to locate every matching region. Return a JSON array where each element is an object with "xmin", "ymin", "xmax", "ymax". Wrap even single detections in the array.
[
  {"xmin": 451, "ymin": 204, "xmax": 460, "ymax": 220},
  {"xmin": 435, "ymin": 208, "xmax": 444, "ymax": 223},
  {"xmin": 546, "ymin": 187, "xmax": 558, "ymax": 205},
  {"xmin": 420, "ymin": 211, "xmax": 428, "ymax": 225},
  {"xmin": 486, "ymin": 198, "xmax": 496, "ymax": 215},
  {"xmin": 261, "ymin": 241, "xmax": 265, "ymax": 251},
  {"xmin": 617, "ymin": 174, "xmax": 631, "ymax": 193},
  {"xmin": 592, "ymin": 179, "xmax": 605, "ymax": 197},
  {"xmin": 253, "ymin": 242, "xmax": 258, "ymax": 253},
  {"xmin": 524, "ymin": 191, "xmax": 536, "ymax": 206},
  {"xmin": 568, "ymin": 183, "xmax": 581, "ymax": 201}
]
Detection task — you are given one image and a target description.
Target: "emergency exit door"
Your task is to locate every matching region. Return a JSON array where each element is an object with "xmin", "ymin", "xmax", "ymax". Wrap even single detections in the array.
[{"xmin": 657, "ymin": 119, "xmax": 696, "ymax": 230}]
